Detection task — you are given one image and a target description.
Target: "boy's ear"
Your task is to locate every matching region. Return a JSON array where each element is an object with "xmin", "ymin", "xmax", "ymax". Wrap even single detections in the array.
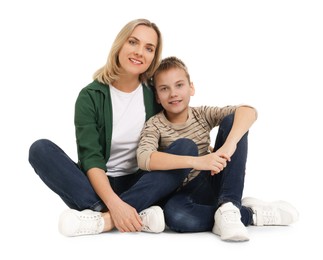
[{"xmin": 190, "ymin": 82, "xmax": 195, "ymax": 96}]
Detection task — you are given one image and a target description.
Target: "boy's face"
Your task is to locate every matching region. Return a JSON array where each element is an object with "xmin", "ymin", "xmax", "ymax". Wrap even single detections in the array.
[{"xmin": 154, "ymin": 68, "xmax": 195, "ymax": 123}]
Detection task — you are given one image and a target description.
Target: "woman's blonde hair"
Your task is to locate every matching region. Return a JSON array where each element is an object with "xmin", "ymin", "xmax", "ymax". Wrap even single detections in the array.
[{"xmin": 93, "ymin": 19, "xmax": 163, "ymax": 85}]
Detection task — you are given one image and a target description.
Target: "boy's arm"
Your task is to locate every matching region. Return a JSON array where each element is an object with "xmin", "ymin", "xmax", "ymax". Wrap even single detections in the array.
[
  {"xmin": 149, "ymin": 150, "xmax": 227, "ymax": 174},
  {"xmin": 149, "ymin": 151, "xmax": 197, "ymax": 170},
  {"xmin": 149, "ymin": 105, "xmax": 257, "ymax": 173},
  {"xmin": 137, "ymin": 116, "xmax": 209, "ymax": 171},
  {"xmin": 215, "ymin": 105, "xmax": 257, "ymax": 158},
  {"xmin": 137, "ymin": 118, "xmax": 160, "ymax": 171}
]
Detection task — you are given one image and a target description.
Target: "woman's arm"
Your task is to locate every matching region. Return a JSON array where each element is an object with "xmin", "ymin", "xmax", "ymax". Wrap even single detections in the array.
[
  {"xmin": 87, "ymin": 167, "xmax": 143, "ymax": 232},
  {"xmin": 76, "ymin": 88, "xmax": 142, "ymax": 232}
]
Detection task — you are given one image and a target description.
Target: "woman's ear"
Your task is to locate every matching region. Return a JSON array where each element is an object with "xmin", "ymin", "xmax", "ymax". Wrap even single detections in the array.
[{"xmin": 155, "ymin": 93, "xmax": 161, "ymax": 104}]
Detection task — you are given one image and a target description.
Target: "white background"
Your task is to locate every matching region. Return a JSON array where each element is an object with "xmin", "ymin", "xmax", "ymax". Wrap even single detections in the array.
[{"xmin": 1, "ymin": 0, "xmax": 322, "ymax": 259}]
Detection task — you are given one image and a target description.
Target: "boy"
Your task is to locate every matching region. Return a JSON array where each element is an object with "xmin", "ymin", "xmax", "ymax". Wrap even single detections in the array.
[{"xmin": 136, "ymin": 56, "xmax": 298, "ymax": 241}]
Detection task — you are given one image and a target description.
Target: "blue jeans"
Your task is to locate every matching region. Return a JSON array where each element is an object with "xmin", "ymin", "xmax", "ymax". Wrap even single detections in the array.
[
  {"xmin": 28, "ymin": 114, "xmax": 253, "ymax": 232},
  {"xmin": 28, "ymin": 137, "xmax": 197, "ymax": 213},
  {"xmin": 163, "ymin": 114, "xmax": 253, "ymax": 232}
]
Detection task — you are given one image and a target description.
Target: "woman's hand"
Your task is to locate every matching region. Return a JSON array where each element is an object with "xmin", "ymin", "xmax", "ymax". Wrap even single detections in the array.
[
  {"xmin": 107, "ymin": 196, "xmax": 143, "ymax": 232},
  {"xmin": 87, "ymin": 168, "xmax": 143, "ymax": 232}
]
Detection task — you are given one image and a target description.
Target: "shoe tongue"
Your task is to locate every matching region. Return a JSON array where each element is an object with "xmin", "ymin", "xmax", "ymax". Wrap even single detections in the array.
[{"xmin": 221, "ymin": 202, "xmax": 235, "ymax": 211}]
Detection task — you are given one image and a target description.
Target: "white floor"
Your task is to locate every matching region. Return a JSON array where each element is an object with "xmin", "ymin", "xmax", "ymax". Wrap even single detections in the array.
[
  {"xmin": 3, "ymin": 167, "xmax": 320, "ymax": 260},
  {"xmin": 6, "ymin": 224, "xmax": 308, "ymax": 260},
  {"xmin": 3, "ymin": 207, "xmax": 317, "ymax": 259}
]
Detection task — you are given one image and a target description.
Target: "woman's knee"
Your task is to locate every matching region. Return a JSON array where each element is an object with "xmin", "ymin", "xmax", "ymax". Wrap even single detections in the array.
[{"xmin": 29, "ymin": 139, "xmax": 54, "ymax": 162}]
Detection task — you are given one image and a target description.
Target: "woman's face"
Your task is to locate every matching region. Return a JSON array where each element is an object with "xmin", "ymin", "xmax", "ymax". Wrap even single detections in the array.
[{"xmin": 118, "ymin": 25, "xmax": 158, "ymax": 78}]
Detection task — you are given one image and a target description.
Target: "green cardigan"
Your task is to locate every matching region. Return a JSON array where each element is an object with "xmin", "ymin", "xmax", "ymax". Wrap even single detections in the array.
[{"xmin": 74, "ymin": 80, "xmax": 161, "ymax": 173}]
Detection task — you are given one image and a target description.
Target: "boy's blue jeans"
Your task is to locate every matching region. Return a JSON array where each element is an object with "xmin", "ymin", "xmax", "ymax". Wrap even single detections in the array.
[
  {"xmin": 28, "ymin": 114, "xmax": 253, "ymax": 232},
  {"xmin": 163, "ymin": 114, "xmax": 253, "ymax": 232}
]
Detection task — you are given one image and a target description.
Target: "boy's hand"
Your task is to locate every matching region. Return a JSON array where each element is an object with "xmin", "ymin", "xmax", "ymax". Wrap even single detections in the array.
[
  {"xmin": 210, "ymin": 142, "xmax": 237, "ymax": 175},
  {"xmin": 193, "ymin": 153, "xmax": 228, "ymax": 174},
  {"xmin": 193, "ymin": 142, "xmax": 237, "ymax": 174},
  {"xmin": 215, "ymin": 142, "xmax": 237, "ymax": 160}
]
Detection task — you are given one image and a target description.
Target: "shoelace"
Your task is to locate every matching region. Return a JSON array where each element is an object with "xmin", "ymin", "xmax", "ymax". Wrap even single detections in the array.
[
  {"xmin": 255, "ymin": 208, "xmax": 279, "ymax": 225},
  {"xmin": 77, "ymin": 214, "xmax": 103, "ymax": 235},
  {"xmin": 223, "ymin": 210, "xmax": 240, "ymax": 223},
  {"xmin": 139, "ymin": 211, "xmax": 151, "ymax": 231}
]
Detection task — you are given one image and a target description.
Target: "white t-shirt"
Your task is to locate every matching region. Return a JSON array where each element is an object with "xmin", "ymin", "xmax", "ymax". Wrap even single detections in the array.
[{"xmin": 106, "ymin": 84, "xmax": 145, "ymax": 177}]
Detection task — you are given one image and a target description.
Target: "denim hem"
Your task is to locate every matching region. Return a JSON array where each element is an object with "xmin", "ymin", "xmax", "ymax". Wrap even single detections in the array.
[{"xmin": 91, "ymin": 201, "xmax": 106, "ymax": 212}]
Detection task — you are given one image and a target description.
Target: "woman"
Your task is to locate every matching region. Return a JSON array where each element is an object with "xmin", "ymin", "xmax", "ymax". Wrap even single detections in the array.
[{"xmin": 29, "ymin": 18, "xmax": 171, "ymax": 236}]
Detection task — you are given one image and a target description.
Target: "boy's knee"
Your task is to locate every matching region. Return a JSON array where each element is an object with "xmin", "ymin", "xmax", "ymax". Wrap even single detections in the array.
[
  {"xmin": 220, "ymin": 114, "xmax": 234, "ymax": 129},
  {"xmin": 169, "ymin": 138, "xmax": 198, "ymax": 157}
]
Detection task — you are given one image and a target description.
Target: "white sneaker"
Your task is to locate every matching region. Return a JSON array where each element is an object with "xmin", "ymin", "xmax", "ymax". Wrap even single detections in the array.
[
  {"xmin": 212, "ymin": 202, "xmax": 249, "ymax": 242},
  {"xmin": 139, "ymin": 206, "xmax": 165, "ymax": 233},
  {"xmin": 242, "ymin": 197, "xmax": 299, "ymax": 226},
  {"xmin": 58, "ymin": 209, "xmax": 104, "ymax": 237}
]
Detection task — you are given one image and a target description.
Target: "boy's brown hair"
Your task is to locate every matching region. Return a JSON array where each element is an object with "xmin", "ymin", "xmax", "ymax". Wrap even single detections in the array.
[{"xmin": 152, "ymin": 56, "xmax": 191, "ymax": 87}]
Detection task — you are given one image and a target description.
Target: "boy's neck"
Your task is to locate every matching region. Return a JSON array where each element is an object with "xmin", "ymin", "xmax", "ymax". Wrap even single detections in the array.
[{"xmin": 164, "ymin": 108, "xmax": 189, "ymax": 124}]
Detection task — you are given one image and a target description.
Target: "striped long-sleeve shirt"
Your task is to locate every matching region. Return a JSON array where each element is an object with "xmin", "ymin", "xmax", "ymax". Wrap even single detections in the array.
[{"xmin": 136, "ymin": 105, "xmax": 238, "ymax": 184}]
